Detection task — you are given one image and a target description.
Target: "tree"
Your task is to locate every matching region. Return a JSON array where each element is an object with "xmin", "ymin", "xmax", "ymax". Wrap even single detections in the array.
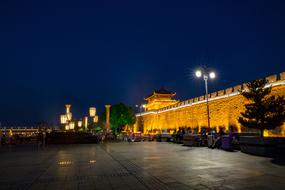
[
  {"xmin": 238, "ymin": 79, "xmax": 285, "ymax": 137},
  {"xmin": 101, "ymin": 103, "xmax": 136, "ymax": 133}
]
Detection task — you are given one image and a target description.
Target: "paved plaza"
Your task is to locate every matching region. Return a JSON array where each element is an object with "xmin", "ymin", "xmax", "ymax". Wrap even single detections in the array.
[{"xmin": 0, "ymin": 142, "xmax": 285, "ymax": 190}]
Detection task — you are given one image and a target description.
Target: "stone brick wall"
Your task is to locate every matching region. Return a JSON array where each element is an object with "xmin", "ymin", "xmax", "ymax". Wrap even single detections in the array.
[{"xmin": 134, "ymin": 73, "xmax": 285, "ymax": 136}]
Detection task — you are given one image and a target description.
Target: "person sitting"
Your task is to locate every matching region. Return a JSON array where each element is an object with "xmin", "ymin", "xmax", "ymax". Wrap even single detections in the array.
[
  {"xmin": 199, "ymin": 128, "xmax": 207, "ymax": 146},
  {"xmin": 212, "ymin": 128, "xmax": 225, "ymax": 149}
]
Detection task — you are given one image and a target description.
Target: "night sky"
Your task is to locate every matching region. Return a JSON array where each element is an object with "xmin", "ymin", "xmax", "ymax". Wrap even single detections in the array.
[{"xmin": 0, "ymin": 0, "xmax": 284, "ymax": 126}]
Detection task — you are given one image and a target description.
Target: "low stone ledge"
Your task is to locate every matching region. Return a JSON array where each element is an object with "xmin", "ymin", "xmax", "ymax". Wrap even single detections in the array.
[{"xmin": 239, "ymin": 136, "xmax": 285, "ymax": 157}]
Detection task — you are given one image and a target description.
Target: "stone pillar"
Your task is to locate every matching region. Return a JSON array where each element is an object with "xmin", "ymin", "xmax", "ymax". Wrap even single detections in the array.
[{"xmin": 105, "ymin": 105, "xmax": 111, "ymax": 130}]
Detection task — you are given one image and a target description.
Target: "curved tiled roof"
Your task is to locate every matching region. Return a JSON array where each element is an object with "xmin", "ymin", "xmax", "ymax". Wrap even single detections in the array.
[{"xmin": 145, "ymin": 87, "xmax": 176, "ymax": 100}]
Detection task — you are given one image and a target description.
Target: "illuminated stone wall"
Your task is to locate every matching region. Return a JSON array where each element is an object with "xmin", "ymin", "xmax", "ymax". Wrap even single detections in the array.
[{"xmin": 134, "ymin": 73, "xmax": 285, "ymax": 136}]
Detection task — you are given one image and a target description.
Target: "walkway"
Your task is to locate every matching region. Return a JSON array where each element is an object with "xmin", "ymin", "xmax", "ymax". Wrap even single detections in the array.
[{"xmin": 0, "ymin": 142, "xmax": 285, "ymax": 190}]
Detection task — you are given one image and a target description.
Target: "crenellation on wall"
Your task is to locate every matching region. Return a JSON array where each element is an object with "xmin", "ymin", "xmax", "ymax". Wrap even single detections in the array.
[
  {"xmin": 225, "ymin": 87, "xmax": 233, "ymax": 94},
  {"xmin": 154, "ymin": 72, "xmax": 285, "ymax": 112},
  {"xmin": 280, "ymin": 72, "xmax": 285, "ymax": 80},
  {"xmin": 217, "ymin": 90, "xmax": 225, "ymax": 96},
  {"xmin": 188, "ymin": 99, "xmax": 193, "ymax": 104},
  {"xmin": 242, "ymin": 83, "xmax": 248, "ymax": 91},
  {"xmin": 199, "ymin": 95, "xmax": 205, "ymax": 101},
  {"xmin": 266, "ymin": 75, "xmax": 277, "ymax": 83},
  {"xmin": 211, "ymin": 92, "xmax": 217, "ymax": 98},
  {"xmin": 233, "ymin": 85, "xmax": 242, "ymax": 92}
]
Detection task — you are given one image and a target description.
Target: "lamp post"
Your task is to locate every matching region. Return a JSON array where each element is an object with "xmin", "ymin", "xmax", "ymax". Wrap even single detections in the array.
[
  {"xmin": 84, "ymin": 116, "xmax": 88, "ymax": 131},
  {"xmin": 195, "ymin": 68, "xmax": 216, "ymax": 129}
]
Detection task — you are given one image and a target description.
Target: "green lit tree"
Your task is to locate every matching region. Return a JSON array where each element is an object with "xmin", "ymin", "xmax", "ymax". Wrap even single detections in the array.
[
  {"xmin": 101, "ymin": 103, "xmax": 136, "ymax": 133},
  {"xmin": 238, "ymin": 79, "xmax": 285, "ymax": 137}
]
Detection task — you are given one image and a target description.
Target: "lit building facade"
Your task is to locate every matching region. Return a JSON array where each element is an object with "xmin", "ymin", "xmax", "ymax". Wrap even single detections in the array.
[
  {"xmin": 144, "ymin": 88, "xmax": 178, "ymax": 111},
  {"xmin": 134, "ymin": 72, "xmax": 285, "ymax": 136}
]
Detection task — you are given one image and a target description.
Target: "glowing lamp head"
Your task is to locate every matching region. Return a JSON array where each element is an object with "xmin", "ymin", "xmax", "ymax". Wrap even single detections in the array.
[
  {"xmin": 89, "ymin": 107, "xmax": 96, "ymax": 117},
  {"xmin": 65, "ymin": 124, "xmax": 70, "ymax": 130},
  {"xmin": 209, "ymin": 72, "xmax": 216, "ymax": 79},
  {"xmin": 142, "ymin": 104, "xmax": 146, "ymax": 108},
  {"xmin": 195, "ymin": 70, "xmax": 202, "ymax": 78},
  {"xmin": 78, "ymin": 120, "xmax": 83, "ymax": 127},
  {"xmin": 69, "ymin": 122, "xmax": 75, "ymax": 130},
  {"xmin": 60, "ymin": 115, "xmax": 68, "ymax": 124}
]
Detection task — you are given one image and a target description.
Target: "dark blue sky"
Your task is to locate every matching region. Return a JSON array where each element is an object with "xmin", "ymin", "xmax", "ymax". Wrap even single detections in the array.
[{"xmin": 0, "ymin": 0, "xmax": 284, "ymax": 126}]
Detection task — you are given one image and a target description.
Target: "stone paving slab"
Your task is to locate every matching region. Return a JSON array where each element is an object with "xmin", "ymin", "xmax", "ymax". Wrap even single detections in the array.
[{"xmin": 0, "ymin": 142, "xmax": 285, "ymax": 189}]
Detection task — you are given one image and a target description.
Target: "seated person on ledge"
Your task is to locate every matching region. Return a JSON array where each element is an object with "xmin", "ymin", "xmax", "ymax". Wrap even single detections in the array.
[{"xmin": 211, "ymin": 128, "xmax": 225, "ymax": 149}]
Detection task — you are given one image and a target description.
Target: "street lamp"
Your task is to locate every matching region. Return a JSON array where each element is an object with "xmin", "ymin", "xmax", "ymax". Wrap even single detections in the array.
[
  {"xmin": 89, "ymin": 107, "xmax": 96, "ymax": 117},
  {"xmin": 78, "ymin": 120, "xmax": 83, "ymax": 128},
  {"xmin": 195, "ymin": 67, "xmax": 216, "ymax": 129},
  {"xmin": 69, "ymin": 122, "xmax": 75, "ymax": 130},
  {"xmin": 65, "ymin": 124, "xmax": 70, "ymax": 130},
  {"xmin": 60, "ymin": 115, "xmax": 68, "ymax": 124}
]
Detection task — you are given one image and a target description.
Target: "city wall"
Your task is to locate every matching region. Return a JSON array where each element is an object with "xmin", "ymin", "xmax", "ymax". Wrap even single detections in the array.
[{"xmin": 134, "ymin": 72, "xmax": 285, "ymax": 136}]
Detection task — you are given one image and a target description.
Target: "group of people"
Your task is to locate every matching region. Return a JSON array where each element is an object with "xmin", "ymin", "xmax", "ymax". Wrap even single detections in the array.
[
  {"xmin": 123, "ymin": 132, "xmax": 136, "ymax": 142},
  {"xmin": 209, "ymin": 126, "xmax": 235, "ymax": 149},
  {"xmin": 0, "ymin": 129, "xmax": 14, "ymax": 145},
  {"xmin": 171, "ymin": 126, "xmax": 235, "ymax": 149},
  {"xmin": 96, "ymin": 131, "xmax": 115, "ymax": 143},
  {"xmin": 172, "ymin": 127, "xmax": 207, "ymax": 145}
]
